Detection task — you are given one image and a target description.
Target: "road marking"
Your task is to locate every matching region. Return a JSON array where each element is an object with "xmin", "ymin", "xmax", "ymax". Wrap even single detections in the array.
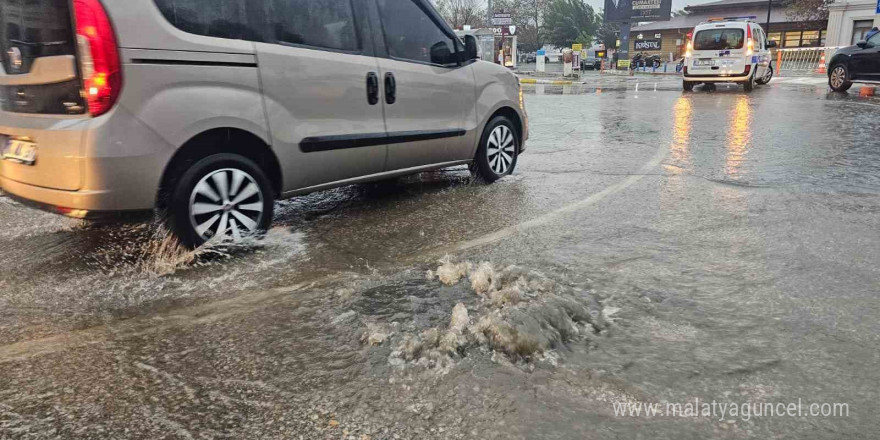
[{"xmin": 437, "ymin": 143, "xmax": 668, "ymax": 255}]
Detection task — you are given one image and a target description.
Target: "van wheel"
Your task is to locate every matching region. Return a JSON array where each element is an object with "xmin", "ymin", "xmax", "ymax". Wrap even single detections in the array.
[
  {"xmin": 470, "ymin": 116, "xmax": 519, "ymax": 183},
  {"xmin": 683, "ymin": 80, "xmax": 694, "ymax": 92},
  {"xmin": 829, "ymin": 64, "xmax": 853, "ymax": 92},
  {"xmin": 755, "ymin": 65, "xmax": 773, "ymax": 85},
  {"xmin": 743, "ymin": 74, "xmax": 755, "ymax": 92},
  {"xmin": 168, "ymin": 154, "xmax": 274, "ymax": 248}
]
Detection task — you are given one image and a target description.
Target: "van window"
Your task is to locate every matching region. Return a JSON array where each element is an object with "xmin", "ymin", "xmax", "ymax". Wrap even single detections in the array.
[
  {"xmin": 266, "ymin": 0, "xmax": 358, "ymax": 51},
  {"xmin": 154, "ymin": 0, "xmax": 267, "ymax": 42},
  {"xmin": 693, "ymin": 28, "xmax": 744, "ymax": 50},
  {"xmin": 376, "ymin": 0, "xmax": 457, "ymax": 66}
]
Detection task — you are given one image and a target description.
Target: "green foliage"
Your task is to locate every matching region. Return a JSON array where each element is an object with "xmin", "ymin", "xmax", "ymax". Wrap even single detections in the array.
[
  {"xmin": 543, "ymin": 0, "xmax": 599, "ymax": 48},
  {"xmin": 781, "ymin": 0, "xmax": 831, "ymax": 24},
  {"xmin": 595, "ymin": 15, "xmax": 619, "ymax": 49}
]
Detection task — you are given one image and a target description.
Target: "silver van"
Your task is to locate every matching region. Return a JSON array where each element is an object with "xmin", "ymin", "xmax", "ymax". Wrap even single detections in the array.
[{"xmin": 0, "ymin": 0, "xmax": 527, "ymax": 247}]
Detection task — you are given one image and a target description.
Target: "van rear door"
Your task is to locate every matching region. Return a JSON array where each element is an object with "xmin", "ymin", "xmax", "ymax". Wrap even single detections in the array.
[
  {"xmin": 0, "ymin": 0, "xmax": 87, "ymax": 192},
  {"xmin": 0, "ymin": 0, "xmax": 85, "ymax": 115},
  {"xmin": 690, "ymin": 26, "xmax": 748, "ymax": 76}
]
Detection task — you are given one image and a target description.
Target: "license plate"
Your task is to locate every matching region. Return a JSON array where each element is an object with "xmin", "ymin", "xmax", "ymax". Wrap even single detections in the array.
[
  {"xmin": 694, "ymin": 59, "xmax": 715, "ymax": 66},
  {"xmin": 2, "ymin": 138, "xmax": 37, "ymax": 165}
]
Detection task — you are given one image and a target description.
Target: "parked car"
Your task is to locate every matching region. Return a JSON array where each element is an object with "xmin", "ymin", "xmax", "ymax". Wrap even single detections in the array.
[
  {"xmin": 581, "ymin": 57, "xmax": 602, "ymax": 70},
  {"xmin": 0, "ymin": 0, "xmax": 528, "ymax": 248},
  {"xmin": 828, "ymin": 28, "xmax": 880, "ymax": 92},
  {"xmin": 682, "ymin": 17, "xmax": 776, "ymax": 92},
  {"xmin": 525, "ymin": 53, "xmax": 537, "ymax": 63}
]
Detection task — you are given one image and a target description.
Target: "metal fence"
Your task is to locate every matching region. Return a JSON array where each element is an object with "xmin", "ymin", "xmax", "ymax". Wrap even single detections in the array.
[{"xmin": 775, "ymin": 47, "xmax": 843, "ymax": 77}]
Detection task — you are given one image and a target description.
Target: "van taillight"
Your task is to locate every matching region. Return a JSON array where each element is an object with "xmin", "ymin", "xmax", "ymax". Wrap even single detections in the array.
[{"xmin": 73, "ymin": 0, "xmax": 121, "ymax": 117}]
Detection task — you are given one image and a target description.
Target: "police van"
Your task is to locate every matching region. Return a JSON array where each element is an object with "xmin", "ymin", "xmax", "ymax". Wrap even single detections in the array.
[{"xmin": 682, "ymin": 17, "xmax": 776, "ymax": 92}]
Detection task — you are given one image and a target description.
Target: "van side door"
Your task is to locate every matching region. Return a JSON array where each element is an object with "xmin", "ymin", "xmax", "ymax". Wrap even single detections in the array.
[
  {"xmin": 368, "ymin": 0, "xmax": 478, "ymax": 172},
  {"xmin": 255, "ymin": 0, "xmax": 388, "ymax": 191}
]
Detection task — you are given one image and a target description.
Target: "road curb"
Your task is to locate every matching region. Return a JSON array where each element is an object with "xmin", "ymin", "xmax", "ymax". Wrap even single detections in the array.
[{"xmin": 518, "ymin": 78, "xmax": 576, "ymax": 85}]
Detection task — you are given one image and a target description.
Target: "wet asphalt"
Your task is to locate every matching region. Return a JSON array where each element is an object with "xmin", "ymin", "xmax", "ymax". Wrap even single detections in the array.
[{"xmin": 1, "ymin": 74, "xmax": 879, "ymax": 439}]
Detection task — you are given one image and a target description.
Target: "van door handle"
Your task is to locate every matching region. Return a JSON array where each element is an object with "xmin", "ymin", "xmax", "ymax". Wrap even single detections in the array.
[
  {"xmin": 384, "ymin": 72, "xmax": 396, "ymax": 104},
  {"xmin": 366, "ymin": 72, "xmax": 379, "ymax": 105}
]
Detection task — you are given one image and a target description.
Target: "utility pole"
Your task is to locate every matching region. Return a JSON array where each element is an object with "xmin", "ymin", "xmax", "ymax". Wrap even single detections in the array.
[
  {"xmin": 765, "ymin": 0, "xmax": 772, "ymax": 33},
  {"xmin": 487, "ymin": 0, "xmax": 493, "ymax": 27}
]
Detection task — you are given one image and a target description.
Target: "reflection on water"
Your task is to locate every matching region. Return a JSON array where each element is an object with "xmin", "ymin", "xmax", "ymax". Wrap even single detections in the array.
[
  {"xmin": 669, "ymin": 96, "xmax": 693, "ymax": 171},
  {"xmin": 725, "ymin": 96, "xmax": 752, "ymax": 177}
]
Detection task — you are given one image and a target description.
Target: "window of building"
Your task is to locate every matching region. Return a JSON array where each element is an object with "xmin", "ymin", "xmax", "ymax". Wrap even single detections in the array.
[
  {"xmin": 820, "ymin": 29, "xmax": 827, "ymax": 47},
  {"xmin": 266, "ymin": 0, "xmax": 359, "ymax": 51},
  {"xmin": 800, "ymin": 30, "xmax": 820, "ymax": 47},
  {"xmin": 376, "ymin": 0, "xmax": 457, "ymax": 66},
  {"xmin": 852, "ymin": 20, "xmax": 874, "ymax": 45},
  {"xmin": 783, "ymin": 31, "xmax": 801, "ymax": 47},
  {"xmin": 767, "ymin": 32, "xmax": 781, "ymax": 45}
]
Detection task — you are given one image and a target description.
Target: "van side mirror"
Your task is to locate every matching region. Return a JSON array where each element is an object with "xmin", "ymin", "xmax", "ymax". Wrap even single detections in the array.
[
  {"xmin": 766, "ymin": 40, "xmax": 777, "ymax": 48},
  {"xmin": 463, "ymin": 35, "xmax": 479, "ymax": 61},
  {"xmin": 856, "ymin": 40, "xmax": 868, "ymax": 49},
  {"xmin": 430, "ymin": 41, "xmax": 454, "ymax": 65}
]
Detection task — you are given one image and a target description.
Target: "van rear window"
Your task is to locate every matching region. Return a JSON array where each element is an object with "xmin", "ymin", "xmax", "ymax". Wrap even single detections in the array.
[
  {"xmin": 0, "ymin": 0, "xmax": 76, "ymax": 75},
  {"xmin": 693, "ymin": 29, "xmax": 745, "ymax": 50}
]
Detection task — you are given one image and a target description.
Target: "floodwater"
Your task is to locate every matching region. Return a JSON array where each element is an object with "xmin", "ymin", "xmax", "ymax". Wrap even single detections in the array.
[{"xmin": 1, "ymin": 80, "xmax": 879, "ymax": 439}]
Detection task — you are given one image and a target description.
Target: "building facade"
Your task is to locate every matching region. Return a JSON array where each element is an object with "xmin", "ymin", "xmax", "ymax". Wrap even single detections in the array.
[
  {"xmin": 826, "ymin": 0, "xmax": 879, "ymax": 47},
  {"xmin": 629, "ymin": 0, "xmax": 830, "ymax": 61}
]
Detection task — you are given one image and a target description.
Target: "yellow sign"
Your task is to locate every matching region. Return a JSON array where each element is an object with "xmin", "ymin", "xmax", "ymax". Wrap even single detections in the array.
[
  {"xmin": 572, "ymin": 43, "xmax": 583, "ymax": 51},
  {"xmin": 617, "ymin": 59, "xmax": 631, "ymax": 68}
]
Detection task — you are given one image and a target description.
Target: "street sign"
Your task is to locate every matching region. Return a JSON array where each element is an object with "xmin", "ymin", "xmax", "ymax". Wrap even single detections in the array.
[
  {"xmin": 605, "ymin": 0, "xmax": 672, "ymax": 23},
  {"xmin": 634, "ymin": 39, "xmax": 661, "ymax": 50},
  {"xmin": 492, "ymin": 12, "xmax": 512, "ymax": 25},
  {"xmin": 572, "ymin": 43, "xmax": 583, "ymax": 51}
]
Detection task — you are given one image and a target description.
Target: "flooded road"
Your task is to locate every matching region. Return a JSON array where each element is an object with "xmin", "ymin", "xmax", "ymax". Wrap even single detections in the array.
[{"xmin": 2, "ymin": 81, "xmax": 879, "ymax": 439}]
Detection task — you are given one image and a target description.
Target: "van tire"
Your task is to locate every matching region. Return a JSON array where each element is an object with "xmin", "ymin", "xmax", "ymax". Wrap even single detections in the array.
[
  {"xmin": 683, "ymin": 80, "xmax": 694, "ymax": 92},
  {"xmin": 743, "ymin": 73, "xmax": 755, "ymax": 92},
  {"xmin": 470, "ymin": 116, "xmax": 519, "ymax": 183},
  {"xmin": 755, "ymin": 65, "xmax": 773, "ymax": 85},
  {"xmin": 168, "ymin": 154, "xmax": 274, "ymax": 248}
]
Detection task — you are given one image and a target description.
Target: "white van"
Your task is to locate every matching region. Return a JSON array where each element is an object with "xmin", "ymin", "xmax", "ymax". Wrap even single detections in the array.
[{"xmin": 682, "ymin": 17, "xmax": 776, "ymax": 92}]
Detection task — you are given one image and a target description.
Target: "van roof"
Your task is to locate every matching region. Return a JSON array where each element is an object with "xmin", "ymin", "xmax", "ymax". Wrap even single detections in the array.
[{"xmin": 696, "ymin": 16, "xmax": 758, "ymax": 27}]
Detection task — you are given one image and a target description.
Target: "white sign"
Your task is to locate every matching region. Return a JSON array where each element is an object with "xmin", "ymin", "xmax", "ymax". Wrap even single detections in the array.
[{"xmin": 492, "ymin": 17, "xmax": 513, "ymax": 25}]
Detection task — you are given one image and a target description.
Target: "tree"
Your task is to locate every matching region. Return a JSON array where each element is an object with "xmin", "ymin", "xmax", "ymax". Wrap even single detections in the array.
[
  {"xmin": 543, "ymin": 0, "xmax": 599, "ymax": 48},
  {"xmin": 434, "ymin": 0, "xmax": 486, "ymax": 29},
  {"xmin": 781, "ymin": 0, "xmax": 832, "ymax": 24},
  {"xmin": 595, "ymin": 17, "xmax": 619, "ymax": 49}
]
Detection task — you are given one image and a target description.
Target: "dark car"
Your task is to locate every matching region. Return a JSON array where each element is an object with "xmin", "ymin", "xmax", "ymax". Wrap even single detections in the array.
[{"xmin": 828, "ymin": 28, "xmax": 880, "ymax": 92}]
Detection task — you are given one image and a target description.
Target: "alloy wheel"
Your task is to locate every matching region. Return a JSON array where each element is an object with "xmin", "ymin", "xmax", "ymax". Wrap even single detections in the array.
[
  {"xmin": 188, "ymin": 168, "xmax": 265, "ymax": 242},
  {"xmin": 830, "ymin": 66, "xmax": 846, "ymax": 89},
  {"xmin": 487, "ymin": 125, "xmax": 516, "ymax": 175}
]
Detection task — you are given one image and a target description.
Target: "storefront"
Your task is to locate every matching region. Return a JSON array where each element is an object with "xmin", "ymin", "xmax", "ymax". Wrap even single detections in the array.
[{"xmin": 630, "ymin": 0, "xmax": 829, "ymax": 60}]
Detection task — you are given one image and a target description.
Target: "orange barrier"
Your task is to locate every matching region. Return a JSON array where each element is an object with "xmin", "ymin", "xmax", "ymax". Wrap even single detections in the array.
[
  {"xmin": 816, "ymin": 53, "xmax": 826, "ymax": 74},
  {"xmin": 859, "ymin": 87, "xmax": 876, "ymax": 97},
  {"xmin": 776, "ymin": 51, "xmax": 782, "ymax": 76}
]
